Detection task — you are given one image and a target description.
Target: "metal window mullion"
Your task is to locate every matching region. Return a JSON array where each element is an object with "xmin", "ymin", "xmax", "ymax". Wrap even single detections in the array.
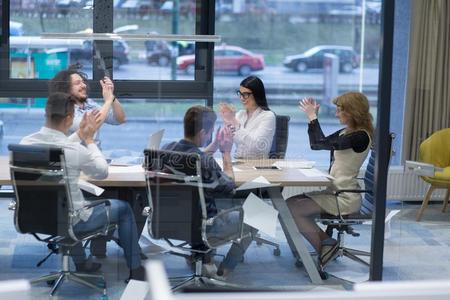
[
  {"xmin": 0, "ymin": 0, "xmax": 11, "ymax": 87},
  {"xmin": 370, "ymin": 0, "xmax": 395, "ymax": 282},
  {"xmin": 93, "ymin": 0, "xmax": 113, "ymax": 81}
]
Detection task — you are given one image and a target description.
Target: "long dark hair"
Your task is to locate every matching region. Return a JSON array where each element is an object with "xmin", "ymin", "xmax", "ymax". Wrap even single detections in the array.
[
  {"xmin": 240, "ymin": 76, "xmax": 269, "ymax": 110},
  {"xmin": 48, "ymin": 64, "xmax": 89, "ymax": 97}
]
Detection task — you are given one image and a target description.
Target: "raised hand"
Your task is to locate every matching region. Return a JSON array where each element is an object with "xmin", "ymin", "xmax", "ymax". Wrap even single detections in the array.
[
  {"xmin": 219, "ymin": 102, "xmax": 237, "ymax": 125},
  {"xmin": 100, "ymin": 76, "xmax": 114, "ymax": 103},
  {"xmin": 218, "ymin": 126, "xmax": 233, "ymax": 154},
  {"xmin": 78, "ymin": 112, "xmax": 97, "ymax": 144},
  {"xmin": 299, "ymin": 97, "xmax": 320, "ymax": 121}
]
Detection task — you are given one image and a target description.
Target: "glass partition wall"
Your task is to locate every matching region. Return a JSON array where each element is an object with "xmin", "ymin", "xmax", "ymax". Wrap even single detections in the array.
[{"xmin": 3, "ymin": 0, "xmax": 434, "ymax": 296}]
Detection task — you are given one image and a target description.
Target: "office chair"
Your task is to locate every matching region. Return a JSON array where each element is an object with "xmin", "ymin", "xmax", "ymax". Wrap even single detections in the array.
[
  {"xmin": 316, "ymin": 133, "xmax": 395, "ymax": 270},
  {"xmin": 244, "ymin": 114, "xmax": 291, "ymax": 257},
  {"xmin": 8, "ymin": 144, "xmax": 114, "ymax": 297},
  {"xmin": 269, "ymin": 115, "xmax": 290, "ymax": 159},
  {"xmin": 143, "ymin": 149, "xmax": 246, "ymax": 292},
  {"xmin": 416, "ymin": 128, "xmax": 450, "ymax": 221}
]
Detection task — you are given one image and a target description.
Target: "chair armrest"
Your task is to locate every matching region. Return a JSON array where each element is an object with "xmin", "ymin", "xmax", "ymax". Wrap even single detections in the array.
[{"xmin": 334, "ymin": 189, "xmax": 372, "ymax": 196}]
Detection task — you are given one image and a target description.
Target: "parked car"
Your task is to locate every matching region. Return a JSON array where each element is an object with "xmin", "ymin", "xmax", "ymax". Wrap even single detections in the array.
[
  {"xmin": 177, "ymin": 45, "xmax": 264, "ymax": 76},
  {"xmin": 145, "ymin": 40, "xmax": 195, "ymax": 66},
  {"xmin": 70, "ymin": 40, "xmax": 130, "ymax": 67},
  {"xmin": 283, "ymin": 45, "xmax": 360, "ymax": 73}
]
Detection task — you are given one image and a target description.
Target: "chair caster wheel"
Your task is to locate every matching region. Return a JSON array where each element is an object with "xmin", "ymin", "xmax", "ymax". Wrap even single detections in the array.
[
  {"xmin": 273, "ymin": 248, "xmax": 281, "ymax": 256},
  {"xmin": 295, "ymin": 260, "xmax": 303, "ymax": 268},
  {"xmin": 47, "ymin": 280, "xmax": 55, "ymax": 286},
  {"xmin": 319, "ymin": 271, "xmax": 329, "ymax": 280}
]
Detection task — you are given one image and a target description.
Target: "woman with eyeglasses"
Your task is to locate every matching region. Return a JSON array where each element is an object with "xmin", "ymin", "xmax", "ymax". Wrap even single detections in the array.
[
  {"xmin": 286, "ymin": 92, "xmax": 374, "ymax": 266},
  {"xmin": 218, "ymin": 76, "xmax": 276, "ymax": 159}
]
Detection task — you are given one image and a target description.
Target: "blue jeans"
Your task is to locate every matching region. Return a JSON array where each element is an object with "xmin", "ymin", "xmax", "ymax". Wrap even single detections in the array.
[
  {"xmin": 72, "ymin": 199, "xmax": 141, "ymax": 269},
  {"xmin": 206, "ymin": 211, "xmax": 256, "ymax": 271}
]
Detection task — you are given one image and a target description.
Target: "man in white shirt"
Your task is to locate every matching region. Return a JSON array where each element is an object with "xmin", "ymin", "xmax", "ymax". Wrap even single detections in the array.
[{"xmin": 20, "ymin": 93, "xmax": 145, "ymax": 281}]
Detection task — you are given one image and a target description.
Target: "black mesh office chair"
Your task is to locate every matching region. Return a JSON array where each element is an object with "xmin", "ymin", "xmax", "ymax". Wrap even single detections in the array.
[
  {"xmin": 247, "ymin": 114, "xmax": 291, "ymax": 256},
  {"xmin": 269, "ymin": 115, "xmax": 291, "ymax": 159},
  {"xmin": 143, "ymin": 149, "xmax": 245, "ymax": 292},
  {"xmin": 8, "ymin": 144, "xmax": 114, "ymax": 297},
  {"xmin": 316, "ymin": 133, "xmax": 395, "ymax": 270}
]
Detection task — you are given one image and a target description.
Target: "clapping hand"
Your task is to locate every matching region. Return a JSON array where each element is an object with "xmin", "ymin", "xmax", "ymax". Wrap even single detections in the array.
[
  {"xmin": 219, "ymin": 102, "xmax": 237, "ymax": 125},
  {"xmin": 299, "ymin": 97, "xmax": 320, "ymax": 121},
  {"xmin": 100, "ymin": 76, "xmax": 114, "ymax": 103},
  {"xmin": 217, "ymin": 125, "xmax": 233, "ymax": 154},
  {"xmin": 78, "ymin": 112, "xmax": 98, "ymax": 144}
]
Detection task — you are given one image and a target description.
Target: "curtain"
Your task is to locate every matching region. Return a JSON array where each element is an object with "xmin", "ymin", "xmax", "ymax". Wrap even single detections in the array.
[{"xmin": 403, "ymin": 0, "xmax": 450, "ymax": 161}]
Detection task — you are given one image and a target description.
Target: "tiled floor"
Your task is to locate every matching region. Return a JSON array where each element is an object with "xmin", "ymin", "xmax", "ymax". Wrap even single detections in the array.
[{"xmin": 1, "ymin": 199, "xmax": 450, "ymax": 299}]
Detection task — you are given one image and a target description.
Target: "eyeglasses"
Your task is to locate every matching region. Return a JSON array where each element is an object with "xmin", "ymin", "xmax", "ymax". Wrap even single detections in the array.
[{"xmin": 236, "ymin": 90, "xmax": 253, "ymax": 99}]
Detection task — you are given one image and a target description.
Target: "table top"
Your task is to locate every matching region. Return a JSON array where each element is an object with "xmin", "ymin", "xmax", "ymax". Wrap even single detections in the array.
[{"xmin": 0, "ymin": 156, "xmax": 330, "ymax": 188}]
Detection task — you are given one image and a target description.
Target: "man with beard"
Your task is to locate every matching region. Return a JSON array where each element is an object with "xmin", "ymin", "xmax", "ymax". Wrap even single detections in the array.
[{"xmin": 48, "ymin": 65, "xmax": 126, "ymax": 148}]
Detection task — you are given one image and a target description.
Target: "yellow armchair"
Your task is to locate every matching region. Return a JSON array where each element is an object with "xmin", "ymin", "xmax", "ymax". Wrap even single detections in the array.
[{"xmin": 416, "ymin": 128, "xmax": 450, "ymax": 221}]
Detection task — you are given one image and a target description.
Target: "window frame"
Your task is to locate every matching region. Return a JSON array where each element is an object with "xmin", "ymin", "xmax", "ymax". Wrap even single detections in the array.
[{"xmin": 0, "ymin": 0, "xmax": 216, "ymax": 106}]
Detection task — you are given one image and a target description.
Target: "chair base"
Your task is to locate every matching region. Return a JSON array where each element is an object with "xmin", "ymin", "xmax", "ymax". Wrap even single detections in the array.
[
  {"xmin": 254, "ymin": 235, "xmax": 281, "ymax": 256},
  {"xmin": 321, "ymin": 245, "xmax": 370, "ymax": 269},
  {"xmin": 30, "ymin": 254, "xmax": 105, "ymax": 296},
  {"xmin": 170, "ymin": 258, "xmax": 247, "ymax": 292},
  {"xmin": 171, "ymin": 274, "xmax": 245, "ymax": 292}
]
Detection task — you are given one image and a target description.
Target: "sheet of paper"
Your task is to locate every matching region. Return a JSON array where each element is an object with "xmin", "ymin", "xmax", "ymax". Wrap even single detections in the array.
[
  {"xmin": 273, "ymin": 160, "xmax": 316, "ymax": 169},
  {"xmin": 78, "ymin": 179, "xmax": 104, "ymax": 196},
  {"xmin": 242, "ymin": 193, "xmax": 279, "ymax": 238},
  {"xmin": 236, "ymin": 175, "xmax": 273, "ymax": 191},
  {"xmin": 120, "ymin": 279, "xmax": 149, "ymax": 300},
  {"xmin": 299, "ymin": 168, "xmax": 334, "ymax": 179}
]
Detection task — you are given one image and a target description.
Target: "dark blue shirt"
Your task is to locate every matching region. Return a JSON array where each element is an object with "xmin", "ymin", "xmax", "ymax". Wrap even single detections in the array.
[{"xmin": 162, "ymin": 139, "xmax": 236, "ymax": 217}]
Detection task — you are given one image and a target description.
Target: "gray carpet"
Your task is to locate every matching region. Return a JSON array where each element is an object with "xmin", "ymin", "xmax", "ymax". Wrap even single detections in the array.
[{"xmin": 1, "ymin": 199, "xmax": 450, "ymax": 299}]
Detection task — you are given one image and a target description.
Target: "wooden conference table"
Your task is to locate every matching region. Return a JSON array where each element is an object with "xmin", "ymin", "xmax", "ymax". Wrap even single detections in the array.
[{"xmin": 0, "ymin": 156, "xmax": 330, "ymax": 284}]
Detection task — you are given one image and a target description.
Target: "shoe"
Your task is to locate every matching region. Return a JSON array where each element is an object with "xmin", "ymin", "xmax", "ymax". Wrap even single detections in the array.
[
  {"xmin": 126, "ymin": 266, "xmax": 146, "ymax": 283},
  {"xmin": 201, "ymin": 262, "xmax": 218, "ymax": 277},
  {"xmin": 75, "ymin": 261, "xmax": 102, "ymax": 273},
  {"xmin": 320, "ymin": 242, "xmax": 339, "ymax": 265},
  {"xmin": 215, "ymin": 265, "xmax": 230, "ymax": 280}
]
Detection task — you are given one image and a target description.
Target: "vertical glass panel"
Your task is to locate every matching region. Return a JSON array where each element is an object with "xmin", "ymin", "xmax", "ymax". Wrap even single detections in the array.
[
  {"xmin": 113, "ymin": 0, "xmax": 196, "ymax": 80},
  {"xmin": 9, "ymin": 0, "xmax": 93, "ymax": 79},
  {"xmin": 214, "ymin": 0, "xmax": 381, "ymax": 166}
]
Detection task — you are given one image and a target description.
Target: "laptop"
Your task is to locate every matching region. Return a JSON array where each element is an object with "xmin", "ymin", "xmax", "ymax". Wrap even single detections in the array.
[{"xmin": 147, "ymin": 129, "xmax": 165, "ymax": 150}]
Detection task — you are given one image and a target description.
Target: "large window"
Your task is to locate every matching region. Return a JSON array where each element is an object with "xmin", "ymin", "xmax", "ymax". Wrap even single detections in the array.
[{"xmin": 214, "ymin": 0, "xmax": 381, "ymax": 165}]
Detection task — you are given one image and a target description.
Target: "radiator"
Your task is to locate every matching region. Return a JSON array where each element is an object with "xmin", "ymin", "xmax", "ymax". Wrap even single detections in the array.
[{"xmin": 282, "ymin": 166, "xmax": 446, "ymax": 202}]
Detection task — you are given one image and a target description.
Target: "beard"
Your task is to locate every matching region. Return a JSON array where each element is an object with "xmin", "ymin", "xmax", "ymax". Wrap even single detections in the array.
[{"xmin": 73, "ymin": 94, "xmax": 88, "ymax": 104}]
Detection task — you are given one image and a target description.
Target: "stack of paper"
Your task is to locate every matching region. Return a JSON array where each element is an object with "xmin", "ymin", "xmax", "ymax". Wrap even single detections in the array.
[
  {"xmin": 273, "ymin": 160, "xmax": 315, "ymax": 169},
  {"xmin": 299, "ymin": 168, "xmax": 334, "ymax": 179}
]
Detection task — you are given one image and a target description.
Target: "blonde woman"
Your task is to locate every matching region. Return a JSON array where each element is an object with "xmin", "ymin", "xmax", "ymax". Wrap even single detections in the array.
[{"xmin": 286, "ymin": 92, "xmax": 374, "ymax": 265}]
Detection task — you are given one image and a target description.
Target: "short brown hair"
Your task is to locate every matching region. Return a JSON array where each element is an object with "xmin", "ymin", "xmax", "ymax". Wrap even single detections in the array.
[
  {"xmin": 183, "ymin": 106, "xmax": 217, "ymax": 138},
  {"xmin": 45, "ymin": 92, "xmax": 75, "ymax": 125}
]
